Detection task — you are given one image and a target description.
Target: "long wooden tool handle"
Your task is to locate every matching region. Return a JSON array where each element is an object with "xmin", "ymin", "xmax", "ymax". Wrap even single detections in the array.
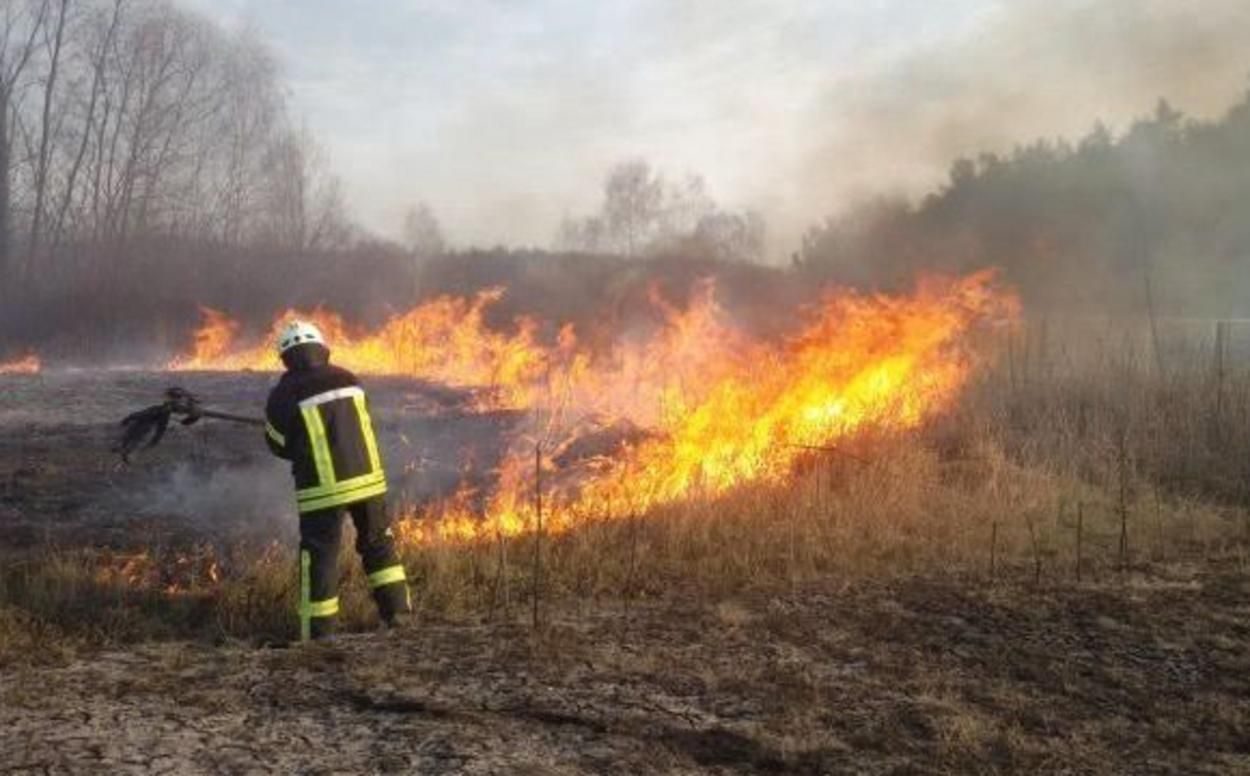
[{"xmin": 198, "ymin": 408, "xmax": 265, "ymax": 426}]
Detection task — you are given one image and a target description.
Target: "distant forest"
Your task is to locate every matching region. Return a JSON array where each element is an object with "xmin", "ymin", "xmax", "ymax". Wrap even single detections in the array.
[
  {"xmin": 799, "ymin": 91, "xmax": 1250, "ymax": 317},
  {"xmin": 3, "ymin": 0, "xmax": 1248, "ymax": 362}
]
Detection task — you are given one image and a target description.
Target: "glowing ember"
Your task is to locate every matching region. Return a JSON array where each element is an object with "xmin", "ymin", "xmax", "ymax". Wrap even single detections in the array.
[
  {"xmin": 0, "ymin": 353, "xmax": 41, "ymax": 374},
  {"xmin": 93, "ymin": 546, "xmax": 223, "ymax": 594},
  {"xmin": 173, "ymin": 270, "xmax": 1017, "ymax": 545}
]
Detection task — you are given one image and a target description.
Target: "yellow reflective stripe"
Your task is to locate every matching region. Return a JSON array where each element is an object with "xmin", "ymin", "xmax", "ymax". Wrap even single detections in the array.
[
  {"xmin": 265, "ymin": 422, "xmax": 286, "ymax": 447},
  {"xmin": 308, "ymin": 597, "xmax": 340, "ymax": 618},
  {"xmin": 367, "ymin": 565, "xmax": 407, "ymax": 589},
  {"xmin": 296, "ymin": 470, "xmax": 386, "ymax": 501},
  {"xmin": 299, "ymin": 386, "xmax": 363, "ymax": 407},
  {"xmin": 353, "ymin": 394, "xmax": 383, "ymax": 473},
  {"xmin": 297, "ymin": 480, "xmax": 388, "ymax": 513},
  {"xmin": 299, "ymin": 550, "xmax": 311, "ymax": 643},
  {"xmin": 301, "ymin": 404, "xmax": 336, "ymax": 487}
]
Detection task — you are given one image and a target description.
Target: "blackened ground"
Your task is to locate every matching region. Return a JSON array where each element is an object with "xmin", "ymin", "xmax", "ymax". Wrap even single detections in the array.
[
  {"xmin": 3, "ymin": 371, "xmax": 1249, "ymax": 773},
  {"xmin": 2, "ymin": 564, "xmax": 1248, "ymax": 774},
  {"xmin": 0, "ymin": 371, "xmax": 522, "ymax": 551}
]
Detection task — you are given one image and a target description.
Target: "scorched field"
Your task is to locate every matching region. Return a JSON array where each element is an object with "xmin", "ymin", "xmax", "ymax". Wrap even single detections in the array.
[{"xmin": 1, "ymin": 277, "xmax": 1248, "ymax": 774}]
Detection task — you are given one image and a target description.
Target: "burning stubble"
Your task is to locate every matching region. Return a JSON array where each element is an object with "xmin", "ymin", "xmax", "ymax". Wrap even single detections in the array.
[{"xmin": 166, "ymin": 271, "xmax": 1018, "ymax": 545}]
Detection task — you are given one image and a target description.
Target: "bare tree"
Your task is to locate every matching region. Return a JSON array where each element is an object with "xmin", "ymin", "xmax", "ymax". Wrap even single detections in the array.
[
  {"xmin": 25, "ymin": 0, "xmax": 71, "ymax": 274},
  {"xmin": 258, "ymin": 125, "xmax": 351, "ymax": 251},
  {"xmin": 603, "ymin": 159, "xmax": 663, "ymax": 257},
  {"xmin": 401, "ymin": 201, "xmax": 445, "ymax": 261},
  {"xmin": 559, "ymin": 159, "xmax": 766, "ymax": 262},
  {"xmin": 0, "ymin": 0, "xmax": 397, "ymax": 348},
  {"xmin": 692, "ymin": 209, "xmax": 766, "ymax": 262},
  {"xmin": 0, "ymin": 0, "xmax": 49, "ymax": 294},
  {"xmin": 658, "ymin": 173, "xmax": 714, "ymax": 240},
  {"xmin": 207, "ymin": 29, "xmax": 282, "ymax": 245},
  {"xmin": 555, "ymin": 213, "xmax": 605, "ymax": 252},
  {"xmin": 48, "ymin": 0, "xmax": 124, "ymax": 255}
]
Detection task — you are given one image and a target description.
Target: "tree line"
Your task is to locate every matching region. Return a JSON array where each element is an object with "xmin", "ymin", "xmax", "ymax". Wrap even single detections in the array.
[
  {"xmin": 3, "ymin": 0, "xmax": 357, "ymax": 265},
  {"xmin": 0, "ymin": 1, "xmax": 349, "ymax": 300},
  {"xmin": 799, "ymin": 91, "xmax": 1250, "ymax": 317},
  {"xmin": 4, "ymin": 0, "xmax": 1248, "ymax": 361},
  {"xmin": 0, "ymin": 1, "xmax": 775, "ymax": 361},
  {"xmin": 556, "ymin": 159, "xmax": 766, "ymax": 263}
]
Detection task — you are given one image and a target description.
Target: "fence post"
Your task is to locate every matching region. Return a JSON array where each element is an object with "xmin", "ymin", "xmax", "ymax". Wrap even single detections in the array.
[{"xmin": 1214, "ymin": 320, "xmax": 1229, "ymax": 420}]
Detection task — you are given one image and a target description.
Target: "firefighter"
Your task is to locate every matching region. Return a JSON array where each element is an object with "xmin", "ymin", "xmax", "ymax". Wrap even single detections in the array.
[{"xmin": 264, "ymin": 320, "xmax": 411, "ymax": 641}]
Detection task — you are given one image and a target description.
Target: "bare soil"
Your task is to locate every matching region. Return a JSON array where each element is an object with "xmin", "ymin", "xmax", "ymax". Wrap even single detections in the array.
[{"xmin": 1, "ymin": 567, "xmax": 1247, "ymax": 774}]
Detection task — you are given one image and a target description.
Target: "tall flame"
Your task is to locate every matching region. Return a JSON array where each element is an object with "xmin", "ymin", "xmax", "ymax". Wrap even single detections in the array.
[
  {"xmin": 170, "ymin": 289, "xmax": 548, "ymax": 407},
  {"xmin": 171, "ymin": 271, "xmax": 1017, "ymax": 542}
]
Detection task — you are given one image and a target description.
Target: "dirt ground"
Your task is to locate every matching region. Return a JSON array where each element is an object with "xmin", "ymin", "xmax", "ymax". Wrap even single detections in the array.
[
  {"xmin": 0, "ymin": 566, "xmax": 1247, "ymax": 774},
  {"xmin": 0, "ymin": 371, "xmax": 517, "ymax": 551},
  {"xmin": 2, "ymin": 372, "xmax": 1249, "ymax": 773}
]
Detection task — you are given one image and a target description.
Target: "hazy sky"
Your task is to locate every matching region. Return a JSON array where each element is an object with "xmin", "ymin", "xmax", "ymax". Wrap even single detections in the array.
[{"xmin": 184, "ymin": 0, "xmax": 1249, "ymax": 257}]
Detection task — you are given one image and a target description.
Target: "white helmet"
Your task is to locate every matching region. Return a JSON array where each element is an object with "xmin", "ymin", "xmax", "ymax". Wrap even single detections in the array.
[{"xmin": 276, "ymin": 320, "xmax": 326, "ymax": 355}]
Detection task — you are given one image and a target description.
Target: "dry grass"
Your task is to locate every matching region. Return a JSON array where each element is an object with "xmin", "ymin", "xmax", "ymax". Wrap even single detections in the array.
[{"xmin": 2, "ymin": 326, "xmax": 1249, "ymax": 665}]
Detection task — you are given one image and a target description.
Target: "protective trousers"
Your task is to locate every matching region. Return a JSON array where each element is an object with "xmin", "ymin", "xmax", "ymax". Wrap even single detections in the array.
[{"xmin": 298, "ymin": 495, "xmax": 410, "ymax": 641}]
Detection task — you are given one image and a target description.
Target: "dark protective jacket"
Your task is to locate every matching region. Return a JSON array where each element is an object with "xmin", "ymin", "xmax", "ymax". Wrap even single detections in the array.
[{"xmin": 264, "ymin": 349, "xmax": 387, "ymax": 514}]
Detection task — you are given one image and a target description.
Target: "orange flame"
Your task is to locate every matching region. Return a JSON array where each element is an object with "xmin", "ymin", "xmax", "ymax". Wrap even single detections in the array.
[
  {"xmin": 172, "ymin": 271, "xmax": 1017, "ymax": 544},
  {"xmin": 0, "ymin": 353, "xmax": 40, "ymax": 374},
  {"xmin": 93, "ymin": 546, "xmax": 223, "ymax": 595},
  {"xmin": 402, "ymin": 270, "xmax": 1017, "ymax": 542},
  {"xmin": 170, "ymin": 290, "xmax": 548, "ymax": 408}
]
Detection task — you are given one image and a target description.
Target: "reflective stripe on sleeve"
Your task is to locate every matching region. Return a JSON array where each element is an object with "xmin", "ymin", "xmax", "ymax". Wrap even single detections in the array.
[{"xmin": 265, "ymin": 422, "xmax": 286, "ymax": 447}]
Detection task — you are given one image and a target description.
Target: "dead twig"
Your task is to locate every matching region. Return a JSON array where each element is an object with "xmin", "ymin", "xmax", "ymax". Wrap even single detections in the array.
[
  {"xmin": 1075, "ymin": 502, "xmax": 1084, "ymax": 583},
  {"xmin": 532, "ymin": 443, "xmax": 543, "ymax": 630},
  {"xmin": 989, "ymin": 520, "xmax": 998, "ymax": 583},
  {"xmin": 1026, "ymin": 510, "xmax": 1043, "ymax": 587},
  {"xmin": 1117, "ymin": 428, "xmax": 1130, "ymax": 574}
]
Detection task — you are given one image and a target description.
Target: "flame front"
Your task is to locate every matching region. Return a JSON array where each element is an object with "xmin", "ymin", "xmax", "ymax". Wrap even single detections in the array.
[
  {"xmin": 171, "ymin": 289, "xmax": 547, "ymax": 407},
  {"xmin": 0, "ymin": 353, "xmax": 41, "ymax": 374},
  {"xmin": 172, "ymin": 271, "xmax": 1017, "ymax": 543}
]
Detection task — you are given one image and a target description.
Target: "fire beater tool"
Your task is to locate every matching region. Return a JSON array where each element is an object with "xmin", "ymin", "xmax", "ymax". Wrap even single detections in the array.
[{"xmin": 116, "ymin": 386, "xmax": 263, "ymax": 463}]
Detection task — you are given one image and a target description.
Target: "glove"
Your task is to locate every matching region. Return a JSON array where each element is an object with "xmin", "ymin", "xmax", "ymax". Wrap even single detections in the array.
[{"xmin": 179, "ymin": 405, "xmax": 202, "ymax": 426}]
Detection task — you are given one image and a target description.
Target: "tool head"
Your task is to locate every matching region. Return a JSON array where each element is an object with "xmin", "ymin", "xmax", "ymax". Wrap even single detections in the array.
[
  {"xmin": 115, "ymin": 403, "xmax": 173, "ymax": 463},
  {"xmin": 114, "ymin": 386, "xmax": 203, "ymax": 463}
]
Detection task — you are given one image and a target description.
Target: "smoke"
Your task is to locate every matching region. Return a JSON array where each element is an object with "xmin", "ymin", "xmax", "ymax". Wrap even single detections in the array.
[
  {"xmin": 178, "ymin": 0, "xmax": 1249, "ymax": 259},
  {"xmin": 134, "ymin": 461, "xmax": 296, "ymax": 540},
  {"xmin": 352, "ymin": 0, "xmax": 1250, "ymax": 257},
  {"xmin": 776, "ymin": 0, "xmax": 1250, "ymax": 245}
]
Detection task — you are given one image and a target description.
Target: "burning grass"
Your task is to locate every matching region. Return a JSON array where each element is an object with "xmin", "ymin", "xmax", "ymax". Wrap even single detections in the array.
[
  {"xmin": 168, "ymin": 289, "xmax": 548, "ymax": 408},
  {"xmin": 171, "ymin": 271, "xmax": 1018, "ymax": 543},
  {"xmin": 3, "ymin": 286, "xmax": 1250, "ymax": 678},
  {"xmin": 0, "ymin": 353, "xmax": 40, "ymax": 375},
  {"xmin": 2, "ymin": 410, "xmax": 1244, "ymax": 665}
]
